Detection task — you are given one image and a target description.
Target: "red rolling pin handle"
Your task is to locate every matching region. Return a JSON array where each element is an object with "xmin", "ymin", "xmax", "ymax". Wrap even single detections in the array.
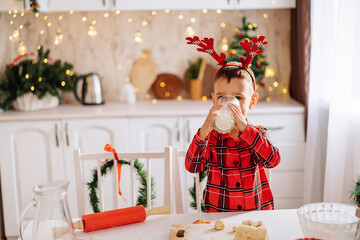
[{"xmin": 81, "ymin": 205, "xmax": 146, "ymax": 232}]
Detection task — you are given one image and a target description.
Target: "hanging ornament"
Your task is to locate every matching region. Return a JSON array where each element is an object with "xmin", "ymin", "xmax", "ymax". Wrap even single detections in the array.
[
  {"xmin": 88, "ymin": 21, "xmax": 97, "ymax": 38},
  {"xmin": 260, "ymin": 82, "xmax": 266, "ymax": 87},
  {"xmin": 54, "ymin": 29, "xmax": 63, "ymax": 45},
  {"xmin": 237, "ymin": 33, "xmax": 243, "ymax": 38},
  {"xmin": 134, "ymin": 31, "xmax": 143, "ymax": 43},
  {"xmin": 29, "ymin": 0, "xmax": 39, "ymax": 13},
  {"xmin": 256, "ymin": 62, "xmax": 261, "ymax": 68},
  {"xmin": 18, "ymin": 41, "xmax": 27, "ymax": 55}
]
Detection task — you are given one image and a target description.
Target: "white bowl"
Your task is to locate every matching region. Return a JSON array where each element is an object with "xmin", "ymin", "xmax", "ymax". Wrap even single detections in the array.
[{"xmin": 297, "ymin": 202, "xmax": 360, "ymax": 240}]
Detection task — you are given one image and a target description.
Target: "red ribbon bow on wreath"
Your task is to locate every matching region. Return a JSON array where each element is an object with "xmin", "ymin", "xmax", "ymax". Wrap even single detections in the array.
[{"xmin": 104, "ymin": 144, "xmax": 127, "ymax": 202}]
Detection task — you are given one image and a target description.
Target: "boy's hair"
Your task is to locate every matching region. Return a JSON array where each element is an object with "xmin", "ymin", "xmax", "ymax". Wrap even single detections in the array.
[{"xmin": 214, "ymin": 64, "xmax": 255, "ymax": 91}]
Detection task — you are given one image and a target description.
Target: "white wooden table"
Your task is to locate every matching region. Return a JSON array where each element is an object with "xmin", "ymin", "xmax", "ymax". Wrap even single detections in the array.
[{"xmin": 75, "ymin": 209, "xmax": 304, "ymax": 240}]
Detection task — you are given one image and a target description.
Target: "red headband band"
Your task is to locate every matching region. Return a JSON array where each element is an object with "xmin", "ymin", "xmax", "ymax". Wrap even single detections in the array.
[{"xmin": 186, "ymin": 35, "xmax": 268, "ymax": 91}]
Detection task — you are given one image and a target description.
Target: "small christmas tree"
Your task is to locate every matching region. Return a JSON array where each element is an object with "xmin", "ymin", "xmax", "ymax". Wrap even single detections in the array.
[
  {"xmin": 0, "ymin": 46, "xmax": 76, "ymax": 111},
  {"xmin": 227, "ymin": 17, "xmax": 269, "ymax": 86}
]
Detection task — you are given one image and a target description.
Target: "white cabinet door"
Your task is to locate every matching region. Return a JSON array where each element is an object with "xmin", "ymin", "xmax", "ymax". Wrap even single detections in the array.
[
  {"xmin": 181, "ymin": 116, "xmax": 207, "ymax": 213},
  {"xmin": 63, "ymin": 118, "xmax": 128, "ymax": 215},
  {"xmin": 127, "ymin": 117, "xmax": 182, "ymax": 207},
  {"xmin": 37, "ymin": 0, "xmax": 109, "ymax": 12},
  {"xmin": 235, "ymin": 0, "xmax": 296, "ymax": 9},
  {"xmin": 0, "ymin": 121, "xmax": 64, "ymax": 238},
  {"xmin": 113, "ymin": 0, "xmax": 171, "ymax": 10},
  {"xmin": 128, "ymin": 117, "xmax": 182, "ymax": 152},
  {"xmin": 171, "ymin": 0, "xmax": 233, "ymax": 10},
  {"xmin": 183, "ymin": 116, "xmax": 206, "ymax": 150},
  {"xmin": 0, "ymin": 0, "xmax": 24, "ymax": 11}
]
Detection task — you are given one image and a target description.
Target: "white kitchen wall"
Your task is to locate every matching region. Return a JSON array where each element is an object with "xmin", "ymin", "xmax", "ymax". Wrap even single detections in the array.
[{"xmin": 0, "ymin": 9, "xmax": 291, "ymax": 102}]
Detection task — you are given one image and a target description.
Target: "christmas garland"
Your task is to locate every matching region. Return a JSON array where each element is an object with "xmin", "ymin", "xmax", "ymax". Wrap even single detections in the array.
[
  {"xmin": 87, "ymin": 159, "xmax": 155, "ymax": 213},
  {"xmin": 189, "ymin": 170, "xmax": 207, "ymax": 212}
]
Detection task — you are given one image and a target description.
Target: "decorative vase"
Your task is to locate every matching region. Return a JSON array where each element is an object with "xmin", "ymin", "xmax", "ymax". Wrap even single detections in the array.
[
  {"xmin": 189, "ymin": 79, "xmax": 203, "ymax": 100},
  {"xmin": 13, "ymin": 92, "xmax": 59, "ymax": 112}
]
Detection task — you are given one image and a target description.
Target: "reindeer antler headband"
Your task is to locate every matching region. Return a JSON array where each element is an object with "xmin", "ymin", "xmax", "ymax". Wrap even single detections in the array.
[{"xmin": 186, "ymin": 35, "xmax": 267, "ymax": 91}]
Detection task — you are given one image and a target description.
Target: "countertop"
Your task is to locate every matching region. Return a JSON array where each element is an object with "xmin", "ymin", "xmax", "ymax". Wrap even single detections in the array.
[{"xmin": 0, "ymin": 98, "xmax": 304, "ymax": 122}]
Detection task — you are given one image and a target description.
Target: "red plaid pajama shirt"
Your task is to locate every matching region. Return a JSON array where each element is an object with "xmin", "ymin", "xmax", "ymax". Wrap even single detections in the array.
[{"xmin": 185, "ymin": 123, "xmax": 281, "ymax": 212}]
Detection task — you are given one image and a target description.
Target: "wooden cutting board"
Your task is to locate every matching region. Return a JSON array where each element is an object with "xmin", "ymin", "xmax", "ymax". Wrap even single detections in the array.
[{"xmin": 130, "ymin": 50, "xmax": 157, "ymax": 100}]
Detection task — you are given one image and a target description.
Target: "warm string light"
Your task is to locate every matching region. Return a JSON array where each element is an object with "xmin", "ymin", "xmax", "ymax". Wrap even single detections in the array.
[
  {"xmin": 221, "ymin": 37, "xmax": 229, "ymax": 52},
  {"xmin": 54, "ymin": 29, "xmax": 63, "ymax": 45},
  {"xmin": 88, "ymin": 20, "xmax": 97, "ymax": 38},
  {"xmin": 18, "ymin": 41, "xmax": 27, "ymax": 55},
  {"xmin": 265, "ymin": 67, "xmax": 275, "ymax": 78},
  {"xmin": 134, "ymin": 31, "xmax": 143, "ymax": 43},
  {"xmin": 186, "ymin": 25, "xmax": 195, "ymax": 37}
]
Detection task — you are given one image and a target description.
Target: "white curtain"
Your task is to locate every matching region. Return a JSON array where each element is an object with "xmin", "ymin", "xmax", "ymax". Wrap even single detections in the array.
[{"xmin": 305, "ymin": 0, "xmax": 360, "ymax": 204}]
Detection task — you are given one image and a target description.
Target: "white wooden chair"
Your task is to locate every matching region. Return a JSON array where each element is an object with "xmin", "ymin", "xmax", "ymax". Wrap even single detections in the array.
[
  {"xmin": 174, "ymin": 148, "xmax": 271, "ymax": 213},
  {"xmin": 73, "ymin": 146, "xmax": 183, "ymax": 216},
  {"xmin": 173, "ymin": 148, "xmax": 202, "ymax": 214}
]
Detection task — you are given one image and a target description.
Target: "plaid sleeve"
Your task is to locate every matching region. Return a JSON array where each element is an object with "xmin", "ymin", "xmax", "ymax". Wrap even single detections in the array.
[
  {"xmin": 185, "ymin": 128, "xmax": 211, "ymax": 173},
  {"xmin": 239, "ymin": 124, "xmax": 280, "ymax": 168}
]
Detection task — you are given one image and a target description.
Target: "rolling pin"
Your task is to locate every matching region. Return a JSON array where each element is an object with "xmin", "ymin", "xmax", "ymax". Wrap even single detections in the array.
[{"xmin": 53, "ymin": 205, "xmax": 170, "ymax": 237}]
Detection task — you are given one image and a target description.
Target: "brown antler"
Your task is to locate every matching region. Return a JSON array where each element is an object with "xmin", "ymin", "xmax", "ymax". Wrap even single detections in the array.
[
  {"xmin": 239, "ymin": 35, "xmax": 267, "ymax": 66},
  {"xmin": 186, "ymin": 36, "xmax": 226, "ymax": 65}
]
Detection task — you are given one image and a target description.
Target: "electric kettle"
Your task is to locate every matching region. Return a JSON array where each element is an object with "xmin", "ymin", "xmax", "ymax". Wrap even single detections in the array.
[{"xmin": 74, "ymin": 73, "xmax": 104, "ymax": 105}]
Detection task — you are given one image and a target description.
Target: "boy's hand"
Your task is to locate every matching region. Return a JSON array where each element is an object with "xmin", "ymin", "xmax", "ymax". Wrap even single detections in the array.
[
  {"xmin": 228, "ymin": 102, "xmax": 247, "ymax": 132},
  {"xmin": 199, "ymin": 104, "xmax": 223, "ymax": 139}
]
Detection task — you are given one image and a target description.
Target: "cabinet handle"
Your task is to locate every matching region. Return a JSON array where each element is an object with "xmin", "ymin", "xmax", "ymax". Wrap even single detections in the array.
[
  {"xmin": 113, "ymin": 0, "xmax": 116, "ymax": 7},
  {"xmin": 176, "ymin": 121, "xmax": 180, "ymax": 142},
  {"xmin": 55, "ymin": 124, "xmax": 59, "ymax": 147},
  {"xmin": 102, "ymin": 0, "xmax": 105, "ymax": 6},
  {"xmin": 65, "ymin": 123, "xmax": 69, "ymax": 146},
  {"xmin": 267, "ymin": 126, "xmax": 284, "ymax": 131},
  {"xmin": 187, "ymin": 120, "xmax": 191, "ymax": 143},
  {"xmin": 227, "ymin": 0, "xmax": 231, "ymax": 5}
]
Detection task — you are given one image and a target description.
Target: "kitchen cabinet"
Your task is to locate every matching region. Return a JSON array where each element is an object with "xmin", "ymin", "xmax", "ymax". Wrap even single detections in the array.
[
  {"xmin": 0, "ymin": 118, "xmax": 128, "ymax": 239},
  {"xmin": 0, "ymin": 99, "xmax": 305, "ymax": 239},
  {"xmin": 0, "ymin": 0, "xmax": 25, "ymax": 11},
  {"xmin": 23, "ymin": 0, "xmax": 296, "ymax": 12},
  {"xmin": 36, "ymin": 0, "xmax": 110, "ymax": 12},
  {"xmin": 0, "ymin": 121, "xmax": 65, "ymax": 239},
  {"xmin": 248, "ymin": 111, "xmax": 305, "ymax": 209}
]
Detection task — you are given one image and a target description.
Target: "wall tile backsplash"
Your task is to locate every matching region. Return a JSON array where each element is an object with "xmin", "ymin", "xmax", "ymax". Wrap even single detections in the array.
[{"xmin": 0, "ymin": 9, "xmax": 291, "ymax": 102}]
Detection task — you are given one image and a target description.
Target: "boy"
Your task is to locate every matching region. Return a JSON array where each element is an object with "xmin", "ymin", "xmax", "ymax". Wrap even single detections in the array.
[{"xmin": 185, "ymin": 35, "xmax": 280, "ymax": 212}]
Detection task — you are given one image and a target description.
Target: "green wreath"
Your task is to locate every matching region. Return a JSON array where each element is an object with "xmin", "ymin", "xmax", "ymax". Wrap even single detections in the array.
[{"xmin": 87, "ymin": 159, "xmax": 155, "ymax": 213}]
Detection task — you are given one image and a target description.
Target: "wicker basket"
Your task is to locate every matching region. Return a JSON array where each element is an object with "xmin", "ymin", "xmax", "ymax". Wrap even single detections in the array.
[{"xmin": 13, "ymin": 93, "xmax": 59, "ymax": 112}]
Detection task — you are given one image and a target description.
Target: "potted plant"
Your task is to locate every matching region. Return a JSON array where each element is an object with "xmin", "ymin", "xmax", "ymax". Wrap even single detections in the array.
[
  {"xmin": 350, "ymin": 177, "xmax": 360, "ymax": 218},
  {"xmin": 0, "ymin": 46, "xmax": 76, "ymax": 112},
  {"xmin": 185, "ymin": 58, "xmax": 206, "ymax": 100}
]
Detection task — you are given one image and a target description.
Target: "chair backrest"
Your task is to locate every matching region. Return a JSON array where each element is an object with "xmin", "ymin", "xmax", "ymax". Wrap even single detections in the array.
[
  {"xmin": 174, "ymin": 148, "xmax": 202, "ymax": 214},
  {"xmin": 175, "ymin": 148, "xmax": 272, "ymax": 214},
  {"xmin": 74, "ymin": 146, "xmax": 182, "ymax": 216}
]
